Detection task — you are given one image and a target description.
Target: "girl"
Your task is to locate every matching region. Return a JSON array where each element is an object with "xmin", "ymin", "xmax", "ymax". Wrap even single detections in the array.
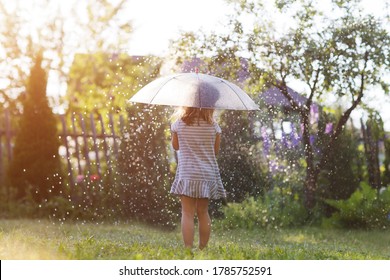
[{"xmin": 170, "ymin": 107, "xmax": 226, "ymax": 249}]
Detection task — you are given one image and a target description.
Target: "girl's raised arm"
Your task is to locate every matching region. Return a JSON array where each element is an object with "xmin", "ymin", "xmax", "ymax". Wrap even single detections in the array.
[{"xmin": 214, "ymin": 133, "xmax": 221, "ymax": 156}]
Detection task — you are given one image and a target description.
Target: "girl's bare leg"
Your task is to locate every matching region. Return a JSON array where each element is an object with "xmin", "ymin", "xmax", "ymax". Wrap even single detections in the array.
[
  {"xmin": 196, "ymin": 198, "xmax": 211, "ymax": 249},
  {"xmin": 180, "ymin": 196, "xmax": 196, "ymax": 248}
]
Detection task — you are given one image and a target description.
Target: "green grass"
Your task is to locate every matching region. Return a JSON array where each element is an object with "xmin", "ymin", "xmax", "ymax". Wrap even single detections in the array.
[{"xmin": 0, "ymin": 219, "xmax": 389, "ymax": 260}]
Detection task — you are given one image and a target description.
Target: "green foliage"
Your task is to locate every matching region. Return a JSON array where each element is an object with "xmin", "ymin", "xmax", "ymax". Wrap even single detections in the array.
[
  {"xmin": 317, "ymin": 112, "xmax": 361, "ymax": 210},
  {"xmin": 220, "ymin": 186, "xmax": 308, "ymax": 230},
  {"xmin": 66, "ymin": 53, "xmax": 161, "ymax": 117},
  {"xmin": 383, "ymin": 134, "xmax": 390, "ymax": 186},
  {"xmin": 218, "ymin": 111, "xmax": 268, "ymax": 202},
  {"xmin": 324, "ymin": 182, "xmax": 390, "ymax": 229},
  {"xmin": 8, "ymin": 54, "xmax": 62, "ymax": 203}
]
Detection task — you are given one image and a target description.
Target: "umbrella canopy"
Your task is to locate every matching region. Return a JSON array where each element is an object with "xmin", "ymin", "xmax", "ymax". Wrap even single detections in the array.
[{"xmin": 129, "ymin": 72, "xmax": 259, "ymax": 110}]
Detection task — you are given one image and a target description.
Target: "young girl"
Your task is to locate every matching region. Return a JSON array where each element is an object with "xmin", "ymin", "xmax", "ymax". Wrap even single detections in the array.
[{"xmin": 170, "ymin": 107, "xmax": 226, "ymax": 249}]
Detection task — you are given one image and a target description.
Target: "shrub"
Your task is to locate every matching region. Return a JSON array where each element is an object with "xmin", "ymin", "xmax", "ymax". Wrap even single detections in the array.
[
  {"xmin": 220, "ymin": 186, "xmax": 308, "ymax": 230},
  {"xmin": 117, "ymin": 105, "xmax": 177, "ymax": 229},
  {"xmin": 317, "ymin": 123, "xmax": 361, "ymax": 204},
  {"xmin": 218, "ymin": 110, "xmax": 268, "ymax": 202},
  {"xmin": 323, "ymin": 182, "xmax": 390, "ymax": 229},
  {"xmin": 8, "ymin": 53, "xmax": 62, "ymax": 203}
]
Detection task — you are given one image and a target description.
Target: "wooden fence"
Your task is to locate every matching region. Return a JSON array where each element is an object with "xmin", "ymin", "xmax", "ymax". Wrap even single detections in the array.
[
  {"xmin": 0, "ymin": 110, "xmax": 13, "ymax": 186},
  {"xmin": 2, "ymin": 109, "xmax": 388, "ymax": 191},
  {"xmin": 0, "ymin": 110, "xmax": 125, "ymax": 188}
]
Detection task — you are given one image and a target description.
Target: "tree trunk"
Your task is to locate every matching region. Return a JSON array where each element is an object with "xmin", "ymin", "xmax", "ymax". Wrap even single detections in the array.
[
  {"xmin": 300, "ymin": 104, "xmax": 317, "ymax": 209},
  {"xmin": 361, "ymin": 119, "xmax": 382, "ymax": 189},
  {"xmin": 304, "ymin": 169, "xmax": 318, "ymax": 209}
]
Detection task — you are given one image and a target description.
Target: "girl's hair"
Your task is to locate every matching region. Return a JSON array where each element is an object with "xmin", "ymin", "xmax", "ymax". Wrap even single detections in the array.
[{"xmin": 172, "ymin": 107, "xmax": 215, "ymax": 125}]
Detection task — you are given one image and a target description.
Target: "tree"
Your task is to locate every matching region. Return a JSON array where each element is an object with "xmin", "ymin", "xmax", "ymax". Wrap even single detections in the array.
[
  {"xmin": 360, "ymin": 112, "xmax": 384, "ymax": 189},
  {"xmin": 245, "ymin": 1, "xmax": 389, "ymax": 209},
  {"xmin": 65, "ymin": 53, "xmax": 161, "ymax": 117},
  {"xmin": 171, "ymin": 0, "xmax": 390, "ymax": 209},
  {"xmin": 8, "ymin": 52, "xmax": 62, "ymax": 203},
  {"xmin": 0, "ymin": 0, "xmax": 132, "ymax": 114}
]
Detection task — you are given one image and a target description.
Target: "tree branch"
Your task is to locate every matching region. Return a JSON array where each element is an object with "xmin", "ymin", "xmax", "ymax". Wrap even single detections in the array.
[
  {"xmin": 308, "ymin": 67, "xmax": 321, "ymax": 102},
  {"xmin": 314, "ymin": 51, "xmax": 369, "ymax": 176},
  {"xmin": 274, "ymin": 76, "xmax": 303, "ymax": 112}
]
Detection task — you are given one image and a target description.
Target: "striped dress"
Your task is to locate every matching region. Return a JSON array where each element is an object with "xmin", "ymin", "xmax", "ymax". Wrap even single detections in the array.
[{"xmin": 170, "ymin": 118, "xmax": 226, "ymax": 199}]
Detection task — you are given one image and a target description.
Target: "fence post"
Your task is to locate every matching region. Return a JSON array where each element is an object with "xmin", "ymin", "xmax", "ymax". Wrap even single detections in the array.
[
  {"xmin": 79, "ymin": 113, "xmax": 92, "ymax": 175},
  {"xmin": 90, "ymin": 113, "xmax": 101, "ymax": 176},
  {"xmin": 119, "ymin": 114, "xmax": 125, "ymax": 134},
  {"xmin": 71, "ymin": 114, "xmax": 82, "ymax": 175},
  {"xmin": 60, "ymin": 115, "xmax": 75, "ymax": 189},
  {"xmin": 108, "ymin": 114, "xmax": 119, "ymax": 157},
  {"xmin": 98, "ymin": 113, "xmax": 112, "ymax": 175}
]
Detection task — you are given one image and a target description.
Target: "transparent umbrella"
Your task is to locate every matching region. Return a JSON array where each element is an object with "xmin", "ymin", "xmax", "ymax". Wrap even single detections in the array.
[{"xmin": 129, "ymin": 72, "xmax": 259, "ymax": 110}]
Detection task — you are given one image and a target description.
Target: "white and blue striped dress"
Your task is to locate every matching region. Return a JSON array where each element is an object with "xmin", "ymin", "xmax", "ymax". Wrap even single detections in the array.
[{"xmin": 170, "ymin": 118, "xmax": 226, "ymax": 199}]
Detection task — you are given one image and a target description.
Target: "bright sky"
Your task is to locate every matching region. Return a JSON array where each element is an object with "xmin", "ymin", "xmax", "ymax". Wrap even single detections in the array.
[
  {"xmin": 125, "ymin": 0, "xmax": 233, "ymax": 56},
  {"xmin": 124, "ymin": 0, "xmax": 389, "ymax": 56}
]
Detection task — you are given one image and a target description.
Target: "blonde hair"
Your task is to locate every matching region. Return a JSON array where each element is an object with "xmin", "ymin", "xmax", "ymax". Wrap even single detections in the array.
[{"xmin": 172, "ymin": 107, "xmax": 215, "ymax": 126}]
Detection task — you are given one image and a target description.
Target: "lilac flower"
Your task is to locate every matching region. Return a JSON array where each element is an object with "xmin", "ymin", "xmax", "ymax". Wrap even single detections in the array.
[
  {"xmin": 76, "ymin": 174, "xmax": 84, "ymax": 184},
  {"xmin": 269, "ymin": 159, "xmax": 285, "ymax": 174},
  {"xmin": 310, "ymin": 104, "xmax": 319, "ymax": 125},
  {"xmin": 310, "ymin": 135, "xmax": 316, "ymax": 145},
  {"xmin": 269, "ymin": 160, "xmax": 279, "ymax": 174},
  {"xmin": 290, "ymin": 123, "xmax": 301, "ymax": 147},
  {"xmin": 325, "ymin": 122, "xmax": 333, "ymax": 134},
  {"xmin": 281, "ymin": 131, "xmax": 290, "ymax": 148},
  {"xmin": 261, "ymin": 126, "xmax": 270, "ymax": 156}
]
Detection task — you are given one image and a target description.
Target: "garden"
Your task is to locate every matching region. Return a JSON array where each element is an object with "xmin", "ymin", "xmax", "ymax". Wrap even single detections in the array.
[{"xmin": 1, "ymin": 0, "xmax": 390, "ymax": 260}]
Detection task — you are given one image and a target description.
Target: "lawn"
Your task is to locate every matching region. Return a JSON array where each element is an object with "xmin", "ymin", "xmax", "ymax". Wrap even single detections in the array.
[{"xmin": 0, "ymin": 219, "xmax": 389, "ymax": 260}]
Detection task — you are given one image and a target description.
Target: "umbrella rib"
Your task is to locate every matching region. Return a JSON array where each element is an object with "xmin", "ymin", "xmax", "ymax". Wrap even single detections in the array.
[
  {"xmin": 220, "ymin": 80, "xmax": 249, "ymax": 110},
  {"xmin": 197, "ymin": 73, "xmax": 201, "ymax": 108},
  {"xmin": 148, "ymin": 74, "xmax": 185, "ymax": 104}
]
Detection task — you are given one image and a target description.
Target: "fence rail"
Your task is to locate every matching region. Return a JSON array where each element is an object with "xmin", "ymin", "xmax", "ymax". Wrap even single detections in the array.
[{"xmin": 0, "ymin": 110, "xmax": 126, "ymax": 187}]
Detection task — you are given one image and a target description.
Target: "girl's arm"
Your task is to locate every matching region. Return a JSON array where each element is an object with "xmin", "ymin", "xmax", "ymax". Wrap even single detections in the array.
[
  {"xmin": 214, "ymin": 133, "xmax": 221, "ymax": 156},
  {"xmin": 172, "ymin": 132, "xmax": 179, "ymax": 150}
]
